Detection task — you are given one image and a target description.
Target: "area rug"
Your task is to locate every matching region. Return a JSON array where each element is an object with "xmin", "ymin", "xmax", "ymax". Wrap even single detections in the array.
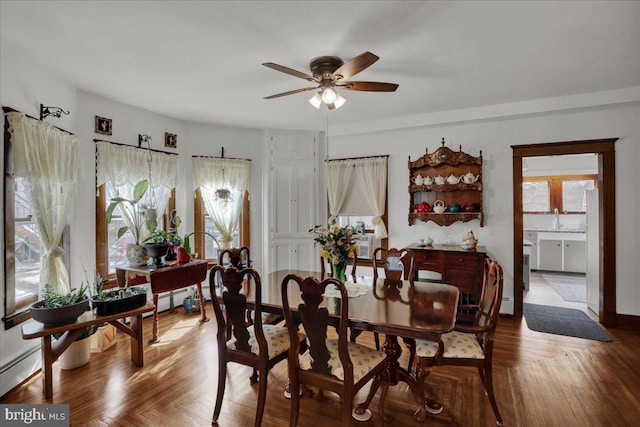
[
  {"xmin": 541, "ymin": 273, "xmax": 586, "ymax": 303},
  {"xmin": 523, "ymin": 303, "xmax": 612, "ymax": 342}
]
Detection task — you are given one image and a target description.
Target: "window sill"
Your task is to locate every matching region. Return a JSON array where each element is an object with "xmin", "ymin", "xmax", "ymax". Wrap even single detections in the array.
[{"xmin": 2, "ymin": 307, "xmax": 33, "ymax": 330}]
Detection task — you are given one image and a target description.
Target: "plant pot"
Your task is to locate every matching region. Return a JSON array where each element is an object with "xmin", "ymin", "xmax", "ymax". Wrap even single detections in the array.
[
  {"xmin": 30, "ymin": 298, "xmax": 90, "ymax": 326},
  {"xmin": 92, "ymin": 288, "xmax": 147, "ymax": 316},
  {"xmin": 126, "ymin": 244, "xmax": 148, "ymax": 267},
  {"xmin": 59, "ymin": 337, "xmax": 91, "ymax": 370},
  {"xmin": 183, "ymin": 298, "xmax": 200, "ymax": 314},
  {"xmin": 144, "ymin": 243, "xmax": 171, "ymax": 268}
]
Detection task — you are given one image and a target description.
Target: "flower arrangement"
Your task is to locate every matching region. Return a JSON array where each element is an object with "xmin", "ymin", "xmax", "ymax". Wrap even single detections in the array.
[{"xmin": 310, "ymin": 219, "xmax": 359, "ymax": 280}]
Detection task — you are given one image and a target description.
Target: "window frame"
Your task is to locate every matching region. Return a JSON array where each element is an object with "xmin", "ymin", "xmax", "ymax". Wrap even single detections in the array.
[
  {"xmin": 523, "ymin": 174, "xmax": 598, "ymax": 214},
  {"xmin": 193, "ymin": 187, "xmax": 250, "ymax": 264}
]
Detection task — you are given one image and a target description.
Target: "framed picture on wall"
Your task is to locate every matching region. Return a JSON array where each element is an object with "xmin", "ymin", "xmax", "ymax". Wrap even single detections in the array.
[
  {"xmin": 95, "ymin": 116, "xmax": 112, "ymax": 135},
  {"xmin": 165, "ymin": 132, "xmax": 177, "ymax": 148}
]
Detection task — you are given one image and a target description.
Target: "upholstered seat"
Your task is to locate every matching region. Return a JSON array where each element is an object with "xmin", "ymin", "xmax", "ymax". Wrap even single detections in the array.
[
  {"xmin": 227, "ymin": 323, "xmax": 305, "ymax": 360},
  {"xmin": 416, "ymin": 331, "xmax": 485, "ymax": 359},
  {"xmin": 298, "ymin": 339, "xmax": 387, "ymax": 383}
]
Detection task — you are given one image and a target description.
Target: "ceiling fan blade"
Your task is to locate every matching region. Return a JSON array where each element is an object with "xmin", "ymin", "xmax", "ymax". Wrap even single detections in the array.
[
  {"xmin": 262, "ymin": 62, "xmax": 316, "ymax": 81},
  {"xmin": 331, "ymin": 51, "xmax": 379, "ymax": 80},
  {"xmin": 263, "ymin": 86, "xmax": 319, "ymax": 99},
  {"xmin": 337, "ymin": 81, "xmax": 399, "ymax": 92}
]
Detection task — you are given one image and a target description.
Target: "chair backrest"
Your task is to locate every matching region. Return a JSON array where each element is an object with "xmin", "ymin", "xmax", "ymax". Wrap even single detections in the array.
[
  {"xmin": 218, "ymin": 246, "xmax": 251, "ymax": 269},
  {"xmin": 281, "ymin": 274, "xmax": 353, "ymax": 382},
  {"xmin": 372, "ymin": 247, "xmax": 415, "ymax": 281},
  {"xmin": 319, "ymin": 252, "xmax": 358, "ymax": 282},
  {"xmin": 475, "ymin": 258, "xmax": 504, "ymax": 337},
  {"xmin": 210, "ymin": 265, "xmax": 266, "ymax": 356}
]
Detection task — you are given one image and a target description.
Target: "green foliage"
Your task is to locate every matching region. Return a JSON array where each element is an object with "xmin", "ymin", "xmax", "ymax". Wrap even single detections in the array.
[
  {"xmin": 39, "ymin": 283, "xmax": 88, "ymax": 308},
  {"xmin": 309, "ymin": 218, "xmax": 359, "ymax": 265},
  {"xmin": 105, "ymin": 179, "xmax": 150, "ymax": 245}
]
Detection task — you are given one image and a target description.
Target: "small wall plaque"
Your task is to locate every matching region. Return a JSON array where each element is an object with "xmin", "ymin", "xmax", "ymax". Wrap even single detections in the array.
[
  {"xmin": 95, "ymin": 116, "xmax": 112, "ymax": 135},
  {"xmin": 165, "ymin": 132, "xmax": 177, "ymax": 148}
]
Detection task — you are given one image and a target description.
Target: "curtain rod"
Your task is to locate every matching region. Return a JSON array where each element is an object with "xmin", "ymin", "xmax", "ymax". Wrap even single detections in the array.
[
  {"xmin": 192, "ymin": 155, "xmax": 251, "ymax": 162},
  {"xmin": 94, "ymin": 139, "xmax": 178, "ymax": 156},
  {"xmin": 325, "ymin": 154, "xmax": 390, "ymax": 162},
  {"xmin": 3, "ymin": 106, "xmax": 75, "ymax": 136}
]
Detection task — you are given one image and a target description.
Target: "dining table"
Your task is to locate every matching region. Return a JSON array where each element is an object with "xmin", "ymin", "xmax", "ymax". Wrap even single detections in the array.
[{"xmin": 214, "ymin": 269, "xmax": 459, "ymax": 423}]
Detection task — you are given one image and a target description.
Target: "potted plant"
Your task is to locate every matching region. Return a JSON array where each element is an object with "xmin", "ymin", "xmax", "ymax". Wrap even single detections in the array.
[
  {"xmin": 143, "ymin": 228, "xmax": 180, "ymax": 267},
  {"xmin": 164, "ymin": 212, "xmax": 219, "ymax": 262},
  {"xmin": 30, "ymin": 283, "xmax": 90, "ymax": 326},
  {"xmin": 91, "ymin": 274, "xmax": 147, "ymax": 316},
  {"xmin": 105, "ymin": 179, "xmax": 152, "ymax": 266},
  {"xmin": 182, "ymin": 286, "xmax": 201, "ymax": 314}
]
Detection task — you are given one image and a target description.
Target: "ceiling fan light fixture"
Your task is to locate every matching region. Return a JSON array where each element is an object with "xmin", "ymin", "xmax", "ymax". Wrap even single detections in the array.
[
  {"xmin": 321, "ymin": 87, "xmax": 337, "ymax": 104},
  {"xmin": 333, "ymin": 93, "xmax": 346, "ymax": 109},
  {"xmin": 308, "ymin": 92, "xmax": 322, "ymax": 109}
]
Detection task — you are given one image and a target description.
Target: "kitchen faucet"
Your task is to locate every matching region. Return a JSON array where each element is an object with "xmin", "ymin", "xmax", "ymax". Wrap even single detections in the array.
[{"xmin": 553, "ymin": 208, "xmax": 560, "ymax": 229}]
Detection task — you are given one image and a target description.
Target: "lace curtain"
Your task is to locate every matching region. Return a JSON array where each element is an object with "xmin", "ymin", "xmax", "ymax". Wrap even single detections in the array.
[
  {"xmin": 325, "ymin": 156, "xmax": 388, "ymax": 238},
  {"xmin": 96, "ymin": 141, "xmax": 178, "ymax": 241},
  {"xmin": 326, "ymin": 159, "xmax": 354, "ymax": 221},
  {"xmin": 7, "ymin": 112, "xmax": 83, "ymax": 297},
  {"xmin": 193, "ymin": 157, "xmax": 250, "ymax": 249}
]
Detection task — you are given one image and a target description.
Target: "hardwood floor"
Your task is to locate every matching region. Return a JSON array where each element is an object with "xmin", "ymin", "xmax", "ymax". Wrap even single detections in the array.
[{"xmin": 2, "ymin": 305, "xmax": 639, "ymax": 426}]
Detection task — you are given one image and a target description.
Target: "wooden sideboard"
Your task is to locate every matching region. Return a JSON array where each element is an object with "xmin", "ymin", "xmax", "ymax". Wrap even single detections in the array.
[{"xmin": 407, "ymin": 243, "xmax": 487, "ymax": 319}]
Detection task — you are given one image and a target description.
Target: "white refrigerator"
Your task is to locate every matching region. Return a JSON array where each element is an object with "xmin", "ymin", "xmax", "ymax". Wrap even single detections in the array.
[{"xmin": 586, "ymin": 189, "xmax": 599, "ymax": 313}]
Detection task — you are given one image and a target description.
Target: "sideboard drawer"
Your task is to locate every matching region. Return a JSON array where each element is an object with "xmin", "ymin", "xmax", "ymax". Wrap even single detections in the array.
[
  {"xmin": 445, "ymin": 253, "xmax": 481, "ymax": 269},
  {"xmin": 414, "ymin": 251, "xmax": 445, "ymax": 270}
]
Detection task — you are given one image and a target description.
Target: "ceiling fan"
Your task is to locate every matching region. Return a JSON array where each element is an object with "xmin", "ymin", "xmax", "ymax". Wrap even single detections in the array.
[{"xmin": 262, "ymin": 51, "xmax": 399, "ymax": 110}]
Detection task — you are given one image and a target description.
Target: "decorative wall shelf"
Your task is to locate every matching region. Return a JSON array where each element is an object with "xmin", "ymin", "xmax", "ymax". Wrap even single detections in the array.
[{"xmin": 408, "ymin": 138, "xmax": 484, "ymax": 227}]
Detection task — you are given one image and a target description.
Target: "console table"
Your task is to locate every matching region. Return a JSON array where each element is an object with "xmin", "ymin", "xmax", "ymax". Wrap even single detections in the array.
[
  {"xmin": 407, "ymin": 243, "xmax": 487, "ymax": 320},
  {"xmin": 22, "ymin": 302, "xmax": 155, "ymax": 399},
  {"xmin": 115, "ymin": 260, "xmax": 209, "ymax": 342}
]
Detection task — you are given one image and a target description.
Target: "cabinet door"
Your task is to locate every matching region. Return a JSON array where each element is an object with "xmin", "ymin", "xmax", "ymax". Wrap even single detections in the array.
[
  {"xmin": 524, "ymin": 231, "xmax": 538, "ymax": 269},
  {"xmin": 269, "ymin": 132, "xmax": 316, "ymax": 160},
  {"xmin": 272, "ymin": 164, "xmax": 296, "ymax": 236},
  {"xmin": 538, "ymin": 239, "xmax": 563, "ymax": 271},
  {"xmin": 271, "ymin": 240, "xmax": 317, "ymax": 272},
  {"xmin": 564, "ymin": 240, "xmax": 586, "ymax": 273}
]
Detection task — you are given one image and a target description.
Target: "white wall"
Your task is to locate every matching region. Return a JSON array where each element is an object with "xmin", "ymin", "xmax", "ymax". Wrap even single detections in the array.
[{"xmin": 329, "ymin": 103, "xmax": 640, "ymax": 317}]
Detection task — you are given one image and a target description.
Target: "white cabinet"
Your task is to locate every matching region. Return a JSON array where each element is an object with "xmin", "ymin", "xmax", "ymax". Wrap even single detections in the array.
[
  {"xmin": 537, "ymin": 232, "xmax": 586, "ymax": 273},
  {"xmin": 539, "ymin": 239, "xmax": 563, "ymax": 271},
  {"xmin": 271, "ymin": 240, "xmax": 316, "ymax": 272},
  {"xmin": 564, "ymin": 240, "xmax": 586, "ymax": 273},
  {"xmin": 524, "ymin": 231, "xmax": 538, "ymax": 269},
  {"xmin": 265, "ymin": 130, "xmax": 320, "ymax": 273}
]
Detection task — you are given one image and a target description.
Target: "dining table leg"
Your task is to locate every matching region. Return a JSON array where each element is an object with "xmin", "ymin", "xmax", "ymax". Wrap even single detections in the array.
[{"xmin": 355, "ymin": 334, "xmax": 443, "ymax": 423}]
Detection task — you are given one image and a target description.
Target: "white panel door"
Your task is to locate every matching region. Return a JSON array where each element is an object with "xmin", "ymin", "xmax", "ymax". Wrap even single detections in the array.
[
  {"xmin": 272, "ymin": 164, "xmax": 295, "ymax": 236},
  {"xmin": 294, "ymin": 163, "xmax": 316, "ymax": 235},
  {"xmin": 586, "ymin": 189, "xmax": 599, "ymax": 313},
  {"xmin": 564, "ymin": 241, "xmax": 586, "ymax": 273},
  {"xmin": 539, "ymin": 239, "xmax": 563, "ymax": 271}
]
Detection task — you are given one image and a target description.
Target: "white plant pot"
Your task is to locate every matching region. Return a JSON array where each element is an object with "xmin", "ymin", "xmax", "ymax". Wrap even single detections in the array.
[
  {"xmin": 59, "ymin": 338, "xmax": 91, "ymax": 370},
  {"xmin": 126, "ymin": 243, "xmax": 148, "ymax": 266}
]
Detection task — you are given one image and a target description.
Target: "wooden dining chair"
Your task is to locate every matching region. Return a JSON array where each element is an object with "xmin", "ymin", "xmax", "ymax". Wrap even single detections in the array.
[
  {"xmin": 210, "ymin": 265, "xmax": 306, "ymax": 427},
  {"xmin": 413, "ymin": 258, "xmax": 504, "ymax": 425},
  {"xmin": 358, "ymin": 247, "xmax": 416, "ymax": 355},
  {"xmin": 218, "ymin": 246, "xmax": 283, "ymax": 328},
  {"xmin": 281, "ymin": 274, "xmax": 387, "ymax": 427},
  {"xmin": 319, "ymin": 252, "xmax": 358, "ymax": 283}
]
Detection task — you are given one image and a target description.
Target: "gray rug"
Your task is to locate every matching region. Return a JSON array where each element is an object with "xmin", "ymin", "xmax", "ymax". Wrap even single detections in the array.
[
  {"xmin": 523, "ymin": 303, "xmax": 612, "ymax": 342},
  {"xmin": 541, "ymin": 273, "xmax": 586, "ymax": 303}
]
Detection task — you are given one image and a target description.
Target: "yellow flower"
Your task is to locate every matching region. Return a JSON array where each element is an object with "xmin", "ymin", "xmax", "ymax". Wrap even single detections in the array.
[
  {"xmin": 332, "ymin": 258, "xmax": 339, "ymax": 265},
  {"xmin": 320, "ymin": 249, "xmax": 330, "ymax": 259}
]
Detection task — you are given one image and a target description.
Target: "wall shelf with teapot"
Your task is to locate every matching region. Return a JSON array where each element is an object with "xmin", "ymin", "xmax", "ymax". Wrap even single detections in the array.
[{"xmin": 408, "ymin": 138, "xmax": 484, "ymax": 227}]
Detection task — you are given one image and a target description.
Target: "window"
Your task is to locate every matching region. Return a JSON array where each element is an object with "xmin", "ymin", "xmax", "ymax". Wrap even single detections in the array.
[
  {"xmin": 194, "ymin": 188, "xmax": 249, "ymax": 262},
  {"xmin": 523, "ymin": 175, "xmax": 597, "ymax": 214}
]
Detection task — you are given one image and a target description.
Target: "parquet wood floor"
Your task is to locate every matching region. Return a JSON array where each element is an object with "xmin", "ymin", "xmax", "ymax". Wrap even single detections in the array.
[{"xmin": 2, "ymin": 305, "xmax": 639, "ymax": 426}]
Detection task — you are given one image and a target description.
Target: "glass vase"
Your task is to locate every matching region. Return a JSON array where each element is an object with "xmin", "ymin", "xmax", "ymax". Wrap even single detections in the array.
[{"xmin": 333, "ymin": 261, "xmax": 347, "ymax": 282}]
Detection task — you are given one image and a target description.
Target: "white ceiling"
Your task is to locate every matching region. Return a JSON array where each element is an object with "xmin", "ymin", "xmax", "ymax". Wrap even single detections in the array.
[{"xmin": 2, "ymin": 1, "xmax": 639, "ymax": 134}]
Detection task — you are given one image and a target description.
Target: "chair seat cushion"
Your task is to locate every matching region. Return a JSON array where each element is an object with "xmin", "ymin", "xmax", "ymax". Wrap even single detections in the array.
[
  {"xmin": 227, "ymin": 324, "xmax": 305, "ymax": 360},
  {"xmin": 416, "ymin": 331, "xmax": 485, "ymax": 359},
  {"xmin": 298, "ymin": 339, "xmax": 386, "ymax": 383}
]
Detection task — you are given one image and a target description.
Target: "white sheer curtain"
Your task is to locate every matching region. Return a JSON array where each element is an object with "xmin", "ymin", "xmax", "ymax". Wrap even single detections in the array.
[
  {"xmin": 326, "ymin": 159, "xmax": 355, "ymax": 221},
  {"xmin": 193, "ymin": 157, "xmax": 250, "ymax": 249},
  {"xmin": 96, "ymin": 141, "xmax": 178, "ymax": 240},
  {"xmin": 356, "ymin": 157, "xmax": 388, "ymax": 238},
  {"xmin": 7, "ymin": 112, "xmax": 83, "ymax": 297}
]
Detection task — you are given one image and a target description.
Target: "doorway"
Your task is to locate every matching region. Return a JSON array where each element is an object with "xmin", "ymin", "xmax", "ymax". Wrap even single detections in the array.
[{"xmin": 512, "ymin": 138, "xmax": 617, "ymax": 327}]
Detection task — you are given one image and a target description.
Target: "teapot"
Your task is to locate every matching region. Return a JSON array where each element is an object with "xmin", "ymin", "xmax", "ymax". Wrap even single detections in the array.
[
  {"xmin": 423, "ymin": 175, "xmax": 434, "ymax": 185},
  {"xmin": 447, "ymin": 203, "xmax": 462, "ymax": 213},
  {"xmin": 461, "ymin": 172, "xmax": 479, "ymax": 184},
  {"xmin": 415, "ymin": 201, "xmax": 431, "ymax": 213},
  {"xmin": 446, "ymin": 174, "xmax": 461, "ymax": 185},
  {"xmin": 434, "ymin": 175, "xmax": 446, "ymax": 185},
  {"xmin": 432, "ymin": 200, "xmax": 446, "ymax": 214},
  {"xmin": 462, "ymin": 203, "xmax": 480, "ymax": 212},
  {"xmin": 412, "ymin": 174, "xmax": 424, "ymax": 185}
]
